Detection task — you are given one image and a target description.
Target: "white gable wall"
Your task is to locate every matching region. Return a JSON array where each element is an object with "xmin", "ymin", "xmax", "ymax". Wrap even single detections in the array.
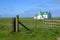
[
  {"xmin": 37, "ymin": 15, "xmax": 43, "ymax": 19},
  {"xmin": 34, "ymin": 15, "xmax": 48, "ymax": 19}
]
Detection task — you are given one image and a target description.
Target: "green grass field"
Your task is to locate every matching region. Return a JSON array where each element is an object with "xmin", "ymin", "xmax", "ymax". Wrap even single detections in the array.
[{"xmin": 0, "ymin": 18, "xmax": 60, "ymax": 40}]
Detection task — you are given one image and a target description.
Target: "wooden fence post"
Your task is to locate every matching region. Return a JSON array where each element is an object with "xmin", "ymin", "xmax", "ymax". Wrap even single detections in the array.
[
  {"xmin": 12, "ymin": 18, "xmax": 16, "ymax": 32},
  {"xmin": 16, "ymin": 15, "xmax": 19, "ymax": 32}
]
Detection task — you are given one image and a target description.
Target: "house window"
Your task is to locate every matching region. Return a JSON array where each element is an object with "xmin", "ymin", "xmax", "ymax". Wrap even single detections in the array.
[{"xmin": 43, "ymin": 15, "xmax": 48, "ymax": 18}]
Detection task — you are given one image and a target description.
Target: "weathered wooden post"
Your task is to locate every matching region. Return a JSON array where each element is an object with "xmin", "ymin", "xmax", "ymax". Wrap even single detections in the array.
[
  {"xmin": 16, "ymin": 15, "xmax": 19, "ymax": 32},
  {"xmin": 12, "ymin": 18, "xmax": 16, "ymax": 32},
  {"xmin": 12, "ymin": 15, "xmax": 30, "ymax": 32}
]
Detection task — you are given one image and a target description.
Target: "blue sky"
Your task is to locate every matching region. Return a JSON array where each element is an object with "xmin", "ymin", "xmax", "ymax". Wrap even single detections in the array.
[{"xmin": 0, "ymin": 0, "xmax": 60, "ymax": 17}]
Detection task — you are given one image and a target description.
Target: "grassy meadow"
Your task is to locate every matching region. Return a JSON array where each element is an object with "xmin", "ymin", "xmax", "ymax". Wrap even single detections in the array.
[{"xmin": 0, "ymin": 18, "xmax": 60, "ymax": 40}]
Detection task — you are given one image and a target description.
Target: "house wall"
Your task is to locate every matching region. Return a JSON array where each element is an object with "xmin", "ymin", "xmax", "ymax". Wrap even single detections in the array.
[{"xmin": 37, "ymin": 15, "xmax": 43, "ymax": 19}]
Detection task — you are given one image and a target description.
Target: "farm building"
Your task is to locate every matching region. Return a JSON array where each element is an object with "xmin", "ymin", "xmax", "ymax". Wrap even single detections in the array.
[{"xmin": 34, "ymin": 10, "xmax": 51, "ymax": 19}]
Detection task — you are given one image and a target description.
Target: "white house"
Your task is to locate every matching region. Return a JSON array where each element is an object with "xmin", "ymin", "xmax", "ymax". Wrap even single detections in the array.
[{"xmin": 34, "ymin": 11, "xmax": 51, "ymax": 19}]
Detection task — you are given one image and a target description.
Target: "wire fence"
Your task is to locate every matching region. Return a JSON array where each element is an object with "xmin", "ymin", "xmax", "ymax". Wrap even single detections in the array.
[{"xmin": 43, "ymin": 19, "xmax": 60, "ymax": 28}]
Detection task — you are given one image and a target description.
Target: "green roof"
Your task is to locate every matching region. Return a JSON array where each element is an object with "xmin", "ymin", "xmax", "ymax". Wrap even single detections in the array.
[
  {"xmin": 35, "ymin": 11, "xmax": 49, "ymax": 16},
  {"xmin": 40, "ymin": 11, "xmax": 49, "ymax": 15}
]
